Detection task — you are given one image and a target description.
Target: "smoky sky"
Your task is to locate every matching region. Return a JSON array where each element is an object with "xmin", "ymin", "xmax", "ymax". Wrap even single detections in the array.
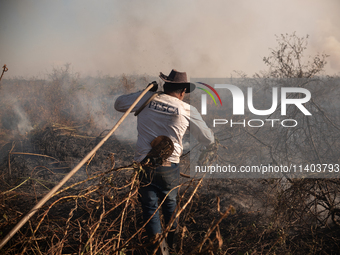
[{"xmin": 0, "ymin": 0, "xmax": 339, "ymax": 78}]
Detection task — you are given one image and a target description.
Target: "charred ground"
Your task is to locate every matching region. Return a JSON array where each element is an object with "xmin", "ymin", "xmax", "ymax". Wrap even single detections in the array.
[{"xmin": 0, "ymin": 63, "xmax": 340, "ymax": 254}]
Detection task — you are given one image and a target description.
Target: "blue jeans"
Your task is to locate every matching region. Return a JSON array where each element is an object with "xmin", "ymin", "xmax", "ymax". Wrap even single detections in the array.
[{"xmin": 139, "ymin": 163, "xmax": 180, "ymax": 237}]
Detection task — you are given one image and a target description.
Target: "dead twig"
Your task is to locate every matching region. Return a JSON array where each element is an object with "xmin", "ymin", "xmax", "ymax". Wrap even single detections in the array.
[{"xmin": 0, "ymin": 64, "xmax": 8, "ymax": 82}]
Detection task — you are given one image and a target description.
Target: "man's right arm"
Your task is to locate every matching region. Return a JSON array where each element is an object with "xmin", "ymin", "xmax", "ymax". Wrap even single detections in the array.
[
  {"xmin": 115, "ymin": 82, "xmax": 158, "ymax": 113},
  {"xmin": 114, "ymin": 91, "xmax": 154, "ymax": 113}
]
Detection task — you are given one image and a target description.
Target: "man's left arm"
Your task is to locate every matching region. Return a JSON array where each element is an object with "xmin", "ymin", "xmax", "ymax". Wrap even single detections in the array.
[{"xmin": 188, "ymin": 106, "xmax": 215, "ymax": 146}]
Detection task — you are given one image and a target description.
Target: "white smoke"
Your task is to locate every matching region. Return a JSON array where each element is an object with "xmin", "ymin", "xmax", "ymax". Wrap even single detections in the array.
[
  {"xmin": 323, "ymin": 36, "xmax": 340, "ymax": 72},
  {"xmin": 13, "ymin": 104, "xmax": 33, "ymax": 135},
  {"xmin": 1, "ymin": 0, "xmax": 340, "ymax": 78}
]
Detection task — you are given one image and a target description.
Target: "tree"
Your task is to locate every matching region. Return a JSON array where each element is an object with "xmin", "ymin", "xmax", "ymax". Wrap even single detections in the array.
[
  {"xmin": 262, "ymin": 32, "xmax": 328, "ymax": 79},
  {"xmin": 259, "ymin": 33, "xmax": 340, "ymax": 228}
]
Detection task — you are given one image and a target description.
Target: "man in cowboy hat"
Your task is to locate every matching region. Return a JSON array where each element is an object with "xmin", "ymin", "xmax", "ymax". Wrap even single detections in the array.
[{"xmin": 114, "ymin": 69, "xmax": 214, "ymax": 252}]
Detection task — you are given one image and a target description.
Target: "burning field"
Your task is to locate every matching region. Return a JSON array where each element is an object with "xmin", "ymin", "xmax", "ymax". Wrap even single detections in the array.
[{"xmin": 1, "ymin": 65, "xmax": 340, "ymax": 254}]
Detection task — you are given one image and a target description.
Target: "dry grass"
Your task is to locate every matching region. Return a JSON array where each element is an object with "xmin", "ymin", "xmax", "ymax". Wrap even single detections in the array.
[{"xmin": 1, "ymin": 67, "xmax": 340, "ymax": 254}]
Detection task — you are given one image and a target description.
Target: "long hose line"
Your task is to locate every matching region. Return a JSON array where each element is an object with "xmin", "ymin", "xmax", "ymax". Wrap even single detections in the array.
[{"xmin": 0, "ymin": 84, "xmax": 155, "ymax": 250}]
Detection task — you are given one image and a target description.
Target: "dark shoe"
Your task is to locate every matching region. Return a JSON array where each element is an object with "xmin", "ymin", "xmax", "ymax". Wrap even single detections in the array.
[
  {"xmin": 167, "ymin": 230, "xmax": 177, "ymax": 252},
  {"xmin": 146, "ymin": 235, "xmax": 170, "ymax": 255}
]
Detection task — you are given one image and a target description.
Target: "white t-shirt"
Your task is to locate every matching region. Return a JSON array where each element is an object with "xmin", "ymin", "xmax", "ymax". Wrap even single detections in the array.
[{"xmin": 114, "ymin": 91, "xmax": 214, "ymax": 163}]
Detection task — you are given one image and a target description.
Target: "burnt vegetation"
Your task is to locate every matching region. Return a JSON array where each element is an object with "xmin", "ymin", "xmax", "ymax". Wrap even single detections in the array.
[{"xmin": 1, "ymin": 33, "xmax": 340, "ymax": 254}]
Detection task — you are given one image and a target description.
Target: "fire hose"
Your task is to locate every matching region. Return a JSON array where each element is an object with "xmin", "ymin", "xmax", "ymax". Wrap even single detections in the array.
[
  {"xmin": 0, "ymin": 82, "xmax": 192, "ymax": 249},
  {"xmin": 0, "ymin": 83, "xmax": 157, "ymax": 250}
]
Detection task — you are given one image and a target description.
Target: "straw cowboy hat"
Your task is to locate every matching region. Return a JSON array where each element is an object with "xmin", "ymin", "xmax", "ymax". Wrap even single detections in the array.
[{"xmin": 159, "ymin": 69, "xmax": 196, "ymax": 93}]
